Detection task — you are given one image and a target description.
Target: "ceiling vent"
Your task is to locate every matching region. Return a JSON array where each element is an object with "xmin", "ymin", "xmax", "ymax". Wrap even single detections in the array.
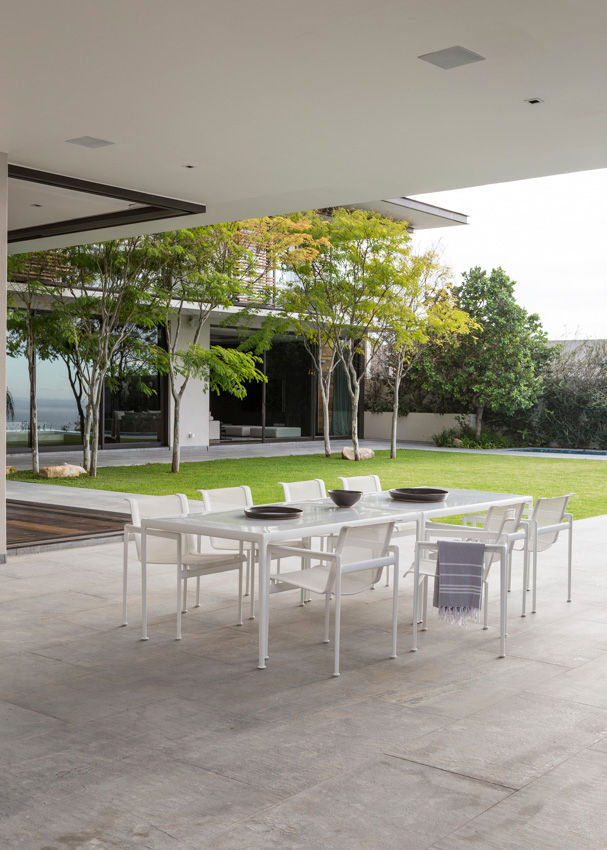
[
  {"xmin": 65, "ymin": 136, "xmax": 115, "ymax": 148},
  {"xmin": 418, "ymin": 46, "xmax": 485, "ymax": 70}
]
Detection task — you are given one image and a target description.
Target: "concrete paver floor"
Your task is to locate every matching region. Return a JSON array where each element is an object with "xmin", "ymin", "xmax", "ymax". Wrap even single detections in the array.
[{"xmin": 2, "ymin": 517, "xmax": 607, "ymax": 848}]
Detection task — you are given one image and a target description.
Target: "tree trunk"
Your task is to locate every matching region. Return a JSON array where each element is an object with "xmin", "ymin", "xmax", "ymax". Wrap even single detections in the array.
[
  {"xmin": 390, "ymin": 361, "xmax": 403, "ymax": 460},
  {"xmin": 350, "ymin": 381, "xmax": 360, "ymax": 461},
  {"xmin": 390, "ymin": 385, "xmax": 399, "ymax": 460},
  {"xmin": 90, "ymin": 395, "xmax": 101, "ymax": 478},
  {"xmin": 26, "ymin": 338, "xmax": 39, "ymax": 474},
  {"xmin": 319, "ymin": 378, "xmax": 332, "ymax": 457},
  {"xmin": 475, "ymin": 403, "xmax": 484, "ymax": 439},
  {"xmin": 82, "ymin": 401, "xmax": 93, "ymax": 473},
  {"xmin": 172, "ymin": 394, "xmax": 181, "ymax": 473}
]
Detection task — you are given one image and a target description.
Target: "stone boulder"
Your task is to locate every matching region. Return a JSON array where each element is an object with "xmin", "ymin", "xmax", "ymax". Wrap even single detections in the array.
[
  {"xmin": 40, "ymin": 462, "xmax": 87, "ymax": 479},
  {"xmin": 341, "ymin": 446, "xmax": 375, "ymax": 461}
]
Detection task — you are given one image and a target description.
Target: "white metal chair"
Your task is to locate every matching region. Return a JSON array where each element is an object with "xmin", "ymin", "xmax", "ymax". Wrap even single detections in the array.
[
  {"xmin": 339, "ymin": 473, "xmax": 415, "ymax": 585},
  {"xmin": 280, "ymin": 478, "xmax": 326, "ymax": 501},
  {"xmin": 411, "ymin": 502, "xmax": 526, "ymax": 630},
  {"xmin": 516, "ymin": 495, "xmax": 574, "ymax": 615},
  {"xmin": 123, "ymin": 494, "xmax": 246, "ymax": 640},
  {"xmin": 267, "ymin": 521, "xmax": 399, "ymax": 677},
  {"xmin": 338, "ymin": 474, "xmax": 381, "ymax": 493},
  {"xmin": 412, "ymin": 539, "xmax": 509, "ymax": 657},
  {"xmin": 198, "ymin": 485, "xmax": 257, "ymax": 617}
]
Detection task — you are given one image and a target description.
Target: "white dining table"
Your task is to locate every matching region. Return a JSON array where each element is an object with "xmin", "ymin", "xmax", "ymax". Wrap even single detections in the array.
[{"xmin": 139, "ymin": 487, "xmax": 531, "ymax": 668}]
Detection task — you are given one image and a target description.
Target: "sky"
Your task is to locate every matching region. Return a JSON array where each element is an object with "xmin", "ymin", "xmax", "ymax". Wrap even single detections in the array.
[{"xmin": 411, "ymin": 168, "xmax": 607, "ymax": 341}]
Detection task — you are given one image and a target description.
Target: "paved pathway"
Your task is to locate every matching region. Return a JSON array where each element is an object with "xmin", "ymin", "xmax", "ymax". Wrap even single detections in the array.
[
  {"xmin": 10, "ymin": 438, "xmax": 607, "ymax": 472},
  {"xmin": 1, "ymin": 515, "xmax": 605, "ymax": 848}
]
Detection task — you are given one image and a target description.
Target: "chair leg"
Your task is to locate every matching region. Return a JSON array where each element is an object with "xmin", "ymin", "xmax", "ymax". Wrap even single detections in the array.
[
  {"xmin": 323, "ymin": 593, "xmax": 331, "ymax": 643},
  {"xmin": 333, "ymin": 573, "xmax": 341, "ymax": 677},
  {"xmin": 567, "ymin": 517, "xmax": 573, "ymax": 602},
  {"xmin": 421, "ymin": 575, "xmax": 429, "ymax": 631},
  {"xmin": 182, "ymin": 576, "xmax": 188, "ymax": 614},
  {"xmin": 122, "ymin": 531, "xmax": 129, "ymax": 626},
  {"xmin": 237, "ymin": 566, "xmax": 243, "ymax": 626},
  {"xmin": 249, "ymin": 560, "xmax": 256, "ymax": 619},
  {"xmin": 385, "ymin": 563, "xmax": 390, "ymax": 588},
  {"xmin": 532, "ymin": 528, "xmax": 538, "ymax": 614},
  {"xmin": 194, "ymin": 576, "xmax": 201, "ymax": 608},
  {"xmin": 507, "ymin": 549, "xmax": 513, "ymax": 593},
  {"xmin": 176, "ymin": 566, "xmax": 183, "ymax": 640},
  {"xmin": 483, "ymin": 582, "xmax": 489, "ymax": 629},
  {"xmin": 522, "ymin": 534, "xmax": 529, "ymax": 617},
  {"xmin": 391, "ymin": 554, "xmax": 399, "ymax": 659},
  {"xmin": 244, "ymin": 551, "xmax": 250, "ymax": 597}
]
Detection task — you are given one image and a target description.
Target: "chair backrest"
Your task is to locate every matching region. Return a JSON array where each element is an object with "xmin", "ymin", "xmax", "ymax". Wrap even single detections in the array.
[
  {"xmin": 280, "ymin": 478, "xmax": 326, "ymax": 502},
  {"xmin": 481, "ymin": 502, "xmax": 525, "ymax": 567},
  {"xmin": 198, "ymin": 485, "xmax": 253, "ymax": 551},
  {"xmin": 198, "ymin": 485, "xmax": 253, "ymax": 512},
  {"xmin": 126, "ymin": 494, "xmax": 192, "ymax": 563},
  {"xmin": 338, "ymin": 474, "xmax": 381, "ymax": 494},
  {"xmin": 324, "ymin": 521, "xmax": 395, "ymax": 594},
  {"xmin": 531, "ymin": 495, "xmax": 572, "ymax": 550},
  {"xmin": 484, "ymin": 502, "xmax": 525, "ymax": 538}
]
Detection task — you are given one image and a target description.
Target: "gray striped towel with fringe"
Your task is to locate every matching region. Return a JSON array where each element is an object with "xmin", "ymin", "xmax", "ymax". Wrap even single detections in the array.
[{"xmin": 433, "ymin": 540, "xmax": 485, "ymax": 625}]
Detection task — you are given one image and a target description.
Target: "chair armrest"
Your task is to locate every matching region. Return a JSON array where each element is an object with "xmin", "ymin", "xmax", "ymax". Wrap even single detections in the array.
[
  {"xmin": 424, "ymin": 525, "xmax": 500, "ymax": 541},
  {"xmin": 267, "ymin": 544, "xmax": 337, "ymax": 562}
]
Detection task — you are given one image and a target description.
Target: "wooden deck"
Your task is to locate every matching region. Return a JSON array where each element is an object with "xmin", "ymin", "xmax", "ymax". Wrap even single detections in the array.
[{"xmin": 7, "ymin": 500, "xmax": 128, "ymax": 550}]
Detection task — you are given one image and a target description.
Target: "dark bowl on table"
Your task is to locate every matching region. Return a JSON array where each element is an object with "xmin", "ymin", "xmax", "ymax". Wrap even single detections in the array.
[{"xmin": 328, "ymin": 489, "xmax": 362, "ymax": 508}]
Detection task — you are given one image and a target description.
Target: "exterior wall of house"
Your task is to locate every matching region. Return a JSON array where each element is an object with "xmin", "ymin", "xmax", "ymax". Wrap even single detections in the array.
[{"xmin": 167, "ymin": 317, "xmax": 210, "ymax": 450}]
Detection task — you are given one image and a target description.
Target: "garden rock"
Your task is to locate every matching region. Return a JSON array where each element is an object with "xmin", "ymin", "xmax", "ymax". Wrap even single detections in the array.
[
  {"xmin": 40, "ymin": 463, "xmax": 87, "ymax": 479},
  {"xmin": 341, "ymin": 447, "xmax": 375, "ymax": 460}
]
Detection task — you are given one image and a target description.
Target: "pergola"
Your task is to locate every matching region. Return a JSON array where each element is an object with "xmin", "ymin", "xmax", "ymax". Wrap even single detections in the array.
[{"xmin": 1, "ymin": 0, "xmax": 606, "ymax": 558}]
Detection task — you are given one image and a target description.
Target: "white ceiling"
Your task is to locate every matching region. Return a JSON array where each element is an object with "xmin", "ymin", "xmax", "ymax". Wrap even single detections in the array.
[{"xmin": 3, "ymin": 0, "xmax": 607, "ymax": 252}]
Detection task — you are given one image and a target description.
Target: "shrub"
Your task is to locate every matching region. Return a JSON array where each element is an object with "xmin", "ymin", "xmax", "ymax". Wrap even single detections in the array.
[{"xmin": 433, "ymin": 422, "xmax": 514, "ymax": 450}]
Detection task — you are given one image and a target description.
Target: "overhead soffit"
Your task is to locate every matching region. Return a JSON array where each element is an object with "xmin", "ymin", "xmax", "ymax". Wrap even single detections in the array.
[{"xmin": 2, "ymin": 1, "xmax": 607, "ymax": 251}]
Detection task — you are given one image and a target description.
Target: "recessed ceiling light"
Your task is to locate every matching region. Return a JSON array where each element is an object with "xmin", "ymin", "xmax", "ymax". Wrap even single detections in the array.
[
  {"xmin": 525, "ymin": 97, "xmax": 544, "ymax": 105},
  {"xmin": 418, "ymin": 45, "xmax": 485, "ymax": 70},
  {"xmin": 65, "ymin": 136, "xmax": 115, "ymax": 148},
  {"xmin": 30, "ymin": 202, "xmax": 42, "ymax": 207}
]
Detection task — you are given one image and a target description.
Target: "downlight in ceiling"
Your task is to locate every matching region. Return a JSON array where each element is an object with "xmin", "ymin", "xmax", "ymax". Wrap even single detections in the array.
[
  {"xmin": 418, "ymin": 46, "xmax": 485, "ymax": 70},
  {"xmin": 65, "ymin": 136, "xmax": 115, "ymax": 148}
]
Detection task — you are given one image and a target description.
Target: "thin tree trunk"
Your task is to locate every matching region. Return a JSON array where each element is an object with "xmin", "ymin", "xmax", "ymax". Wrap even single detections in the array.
[
  {"xmin": 26, "ymin": 337, "xmax": 39, "ymax": 474},
  {"xmin": 351, "ymin": 381, "xmax": 360, "ymax": 461},
  {"xmin": 390, "ymin": 357, "xmax": 404, "ymax": 460},
  {"xmin": 82, "ymin": 396, "xmax": 94, "ymax": 473},
  {"xmin": 172, "ymin": 393, "xmax": 181, "ymax": 473},
  {"xmin": 319, "ymin": 377, "xmax": 332, "ymax": 457},
  {"xmin": 475, "ymin": 403, "xmax": 484, "ymax": 439},
  {"xmin": 89, "ymin": 384, "xmax": 103, "ymax": 478}
]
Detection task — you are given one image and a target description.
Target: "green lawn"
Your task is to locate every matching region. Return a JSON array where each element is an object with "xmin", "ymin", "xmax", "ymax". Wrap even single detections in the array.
[{"xmin": 10, "ymin": 449, "xmax": 607, "ymax": 520}]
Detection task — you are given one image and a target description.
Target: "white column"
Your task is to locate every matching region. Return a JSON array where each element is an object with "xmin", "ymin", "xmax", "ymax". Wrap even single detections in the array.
[{"xmin": 0, "ymin": 153, "xmax": 7, "ymax": 561}]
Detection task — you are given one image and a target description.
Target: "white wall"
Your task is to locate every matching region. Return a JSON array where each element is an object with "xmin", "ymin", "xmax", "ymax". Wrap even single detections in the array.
[
  {"xmin": 364, "ymin": 411, "xmax": 473, "ymax": 443},
  {"xmin": 167, "ymin": 317, "xmax": 210, "ymax": 450}
]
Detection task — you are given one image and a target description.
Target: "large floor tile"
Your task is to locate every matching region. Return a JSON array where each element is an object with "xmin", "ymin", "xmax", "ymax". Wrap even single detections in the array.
[
  {"xmin": 389, "ymin": 692, "xmax": 607, "ymax": 788},
  {"xmin": 433, "ymin": 748, "xmax": 607, "ymax": 849},
  {"xmin": 211, "ymin": 755, "xmax": 510, "ymax": 850}
]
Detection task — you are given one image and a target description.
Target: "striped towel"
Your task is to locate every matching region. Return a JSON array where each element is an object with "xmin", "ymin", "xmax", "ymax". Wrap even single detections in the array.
[{"xmin": 433, "ymin": 540, "xmax": 485, "ymax": 625}]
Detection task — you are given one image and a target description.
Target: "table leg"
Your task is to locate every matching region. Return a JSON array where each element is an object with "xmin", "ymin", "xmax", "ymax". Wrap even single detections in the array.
[
  {"xmin": 258, "ymin": 538, "xmax": 268, "ymax": 669},
  {"xmin": 141, "ymin": 528, "xmax": 149, "ymax": 641},
  {"xmin": 499, "ymin": 545, "xmax": 507, "ymax": 658},
  {"xmin": 412, "ymin": 546, "xmax": 419, "ymax": 652}
]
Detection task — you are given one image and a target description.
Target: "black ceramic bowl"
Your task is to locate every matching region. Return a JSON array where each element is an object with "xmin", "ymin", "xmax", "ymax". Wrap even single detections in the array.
[{"xmin": 328, "ymin": 489, "xmax": 362, "ymax": 508}]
